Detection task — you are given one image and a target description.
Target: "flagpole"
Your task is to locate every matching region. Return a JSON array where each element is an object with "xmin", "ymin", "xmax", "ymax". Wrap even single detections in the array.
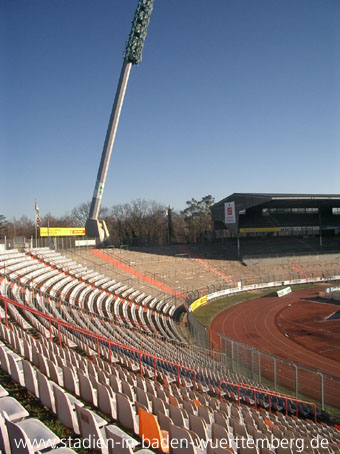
[{"xmin": 35, "ymin": 200, "xmax": 37, "ymax": 248}]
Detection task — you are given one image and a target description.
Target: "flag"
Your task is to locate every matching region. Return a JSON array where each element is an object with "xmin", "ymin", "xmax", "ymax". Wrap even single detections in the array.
[{"xmin": 35, "ymin": 201, "xmax": 41, "ymax": 226}]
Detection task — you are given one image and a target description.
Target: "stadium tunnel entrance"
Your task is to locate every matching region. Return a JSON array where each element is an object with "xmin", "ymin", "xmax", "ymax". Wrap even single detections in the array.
[{"xmin": 173, "ymin": 304, "xmax": 187, "ymax": 322}]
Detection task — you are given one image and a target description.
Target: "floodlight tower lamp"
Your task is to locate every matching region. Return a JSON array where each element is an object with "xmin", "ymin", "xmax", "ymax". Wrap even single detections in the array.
[{"xmin": 86, "ymin": 0, "xmax": 155, "ymax": 242}]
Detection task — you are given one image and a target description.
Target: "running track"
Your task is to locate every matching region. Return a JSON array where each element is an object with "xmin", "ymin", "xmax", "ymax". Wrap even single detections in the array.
[{"xmin": 211, "ymin": 287, "xmax": 340, "ymax": 409}]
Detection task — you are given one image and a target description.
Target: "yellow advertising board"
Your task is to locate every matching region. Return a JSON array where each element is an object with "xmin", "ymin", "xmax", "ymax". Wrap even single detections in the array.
[
  {"xmin": 189, "ymin": 295, "xmax": 208, "ymax": 312},
  {"xmin": 40, "ymin": 227, "xmax": 86, "ymax": 237},
  {"xmin": 239, "ymin": 227, "xmax": 280, "ymax": 233}
]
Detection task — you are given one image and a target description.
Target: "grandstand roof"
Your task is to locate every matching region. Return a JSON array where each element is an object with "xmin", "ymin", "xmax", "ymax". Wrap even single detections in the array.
[{"xmin": 213, "ymin": 193, "xmax": 340, "ymax": 210}]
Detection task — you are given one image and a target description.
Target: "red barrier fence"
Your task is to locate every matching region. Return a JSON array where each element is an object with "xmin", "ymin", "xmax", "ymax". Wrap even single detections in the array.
[
  {"xmin": 1, "ymin": 267, "xmax": 174, "ymax": 343},
  {"xmin": 0, "ymin": 293, "xmax": 319, "ymax": 422},
  {"xmin": 0, "ymin": 295, "xmax": 196, "ymax": 389}
]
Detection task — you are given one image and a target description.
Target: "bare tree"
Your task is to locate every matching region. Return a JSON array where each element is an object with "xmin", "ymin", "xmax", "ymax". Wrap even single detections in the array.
[
  {"xmin": 2, "ymin": 195, "xmax": 215, "ymax": 245},
  {"xmin": 71, "ymin": 202, "xmax": 109, "ymax": 226},
  {"xmin": 5, "ymin": 216, "xmax": 35, "ymax": 239},
  {"xmin": 109, "ymin": 199, "xmax": 167, "ymax": 246}
]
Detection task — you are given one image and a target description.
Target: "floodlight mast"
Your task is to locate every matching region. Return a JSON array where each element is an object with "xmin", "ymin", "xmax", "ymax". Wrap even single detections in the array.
[{"xmin": 86, "ymin": 0, "xmax": 155, "ymax": 242}]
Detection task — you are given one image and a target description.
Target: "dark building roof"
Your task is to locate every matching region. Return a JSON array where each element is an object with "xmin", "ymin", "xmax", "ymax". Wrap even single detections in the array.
[{"xmin": 211, "ymin": 193, "xmax": 340, "ymax": 234}]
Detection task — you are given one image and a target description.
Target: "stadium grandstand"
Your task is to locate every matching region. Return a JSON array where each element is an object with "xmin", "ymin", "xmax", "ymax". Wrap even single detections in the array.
[
  {"xmin": 1, "ymin": 243, "xmax": 340, "ymax": 452},
  {"xmin": 2, "ymin": 0, "xmax": 339, "ymax": 449},
  {"xmin": 211, "ymin": 193, "xmax": 340, "ymax": 259},
  {"xmin": 211, "ymin": 193, "xmax": 340, "ymax": 237}
]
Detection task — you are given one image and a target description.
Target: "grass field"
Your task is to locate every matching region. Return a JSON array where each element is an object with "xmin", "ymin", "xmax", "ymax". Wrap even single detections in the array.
[
  {"xmin": 192, "ymin": 282, "xmax": 340, "ymax": 422},
  {"xmin": 193, "ymin": 283, "xmax": 321, "ymax": 327}
]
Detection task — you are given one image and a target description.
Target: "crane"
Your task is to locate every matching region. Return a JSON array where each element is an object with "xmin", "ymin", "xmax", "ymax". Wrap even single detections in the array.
[{"xmin": 86, "ymin": 0, "xmax": 155, "ymax": 243}]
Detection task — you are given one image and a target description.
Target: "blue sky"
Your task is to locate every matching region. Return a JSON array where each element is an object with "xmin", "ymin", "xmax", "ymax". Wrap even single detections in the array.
[{"xmin": 2, "ymin": 0, "xmax": 339, "ymax": 221}]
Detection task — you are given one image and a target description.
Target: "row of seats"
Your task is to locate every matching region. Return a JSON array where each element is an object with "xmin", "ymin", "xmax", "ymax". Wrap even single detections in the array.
[
  {"xmin": 28, "ymin": 248, "xmax": 175, "ymax": 313},
  {"xmin": 4, "ymin": 278, "xmax": 199, "ymax": 370},
  {"xmin": 0, "ymin": 276, "xmax": 327, "ymax": 428},
  {"xmin": 0, "ymin": 251, "xmax": 328, "ymax": 423},
  {"xmin": 1, "ymin": 320, "xmax": 339, "ymax": 454},
  {"xmin": 1, "ymin": 249, "xmax": 340, "ymax": 453},
  {"xmin": 0, "ymin": 324, "xmax": 157, "ymax": 454},
  {"xmin": 0, "ymin": 329, "xmax": 77, "ymax": 453},
  {"xmin": 0, "ymin": 251, "xmax": 216, "ymax": 373},
  {"xmin": 0, "ymin": 249, "xmax": 181, "ymax": 344},
  {"xmin": 2, "ymin": 250, "xmax": 335, "ymax": 432}
]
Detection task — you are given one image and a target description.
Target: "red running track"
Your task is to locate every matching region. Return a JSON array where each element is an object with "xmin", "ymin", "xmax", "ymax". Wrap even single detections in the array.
[{"xmin": 210, "ymin": 287, "xmax": 340, "ymax": 409}]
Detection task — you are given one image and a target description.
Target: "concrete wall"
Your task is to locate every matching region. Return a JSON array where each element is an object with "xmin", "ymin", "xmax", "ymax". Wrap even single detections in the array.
[{"xmin": 244, "ymin": 252, "xmax": 340, "ymax": 266}]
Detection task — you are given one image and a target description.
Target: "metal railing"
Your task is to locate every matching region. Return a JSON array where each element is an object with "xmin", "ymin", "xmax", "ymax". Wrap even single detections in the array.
[
  {"xmin": 216, "ymin": 333, "xmax": 340, "ymax": 411},
  {"xmin": 1, "ymin": 267, "xmax": 181, "ymax": 353},
  {"xmin": 187, "ymin": 280, "xmax": 340, "ymax": 411},
  {"xmin": 0, "ymin": 294, "xmax": 321, "ymax": 422},
  {"xmin": 0, "ymin": 294, "xmax": 196, "ymax": 389},
  {"xmin": 218, "ymin": 380, "xmax": 317, "ymax": 422}
]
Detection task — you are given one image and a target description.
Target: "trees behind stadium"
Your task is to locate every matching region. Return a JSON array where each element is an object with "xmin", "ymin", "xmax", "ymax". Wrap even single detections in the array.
[{"xmin": 1, "ymin": 195, "xmax": 215, "ymax": 246}]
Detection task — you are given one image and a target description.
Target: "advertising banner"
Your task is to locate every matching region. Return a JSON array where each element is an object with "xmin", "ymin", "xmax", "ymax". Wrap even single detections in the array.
[
  {"xmin": 206, "ymin": 276, "xmax": 340, "ymax": 302},
  {"xmin": 75, "ymin": 239, "xmax": 96, "ymax": 247},
  {"xmin": 189, "ymin": 295, "xmax": 208, "ymax": 312},
  {"xmin": 277, "ymin": 286, "xmax": 292, "ymax": 297},
  {"xmin": 326, "ymin": 286, "xmax": 340, "ymax": 294},
  {"xmin": 225, "ymin": 201, "xmax": 236, "ymax": 224},
  {"xmin": 40, "ymin": 227, "xmax": 86, "ymax": 237}
]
